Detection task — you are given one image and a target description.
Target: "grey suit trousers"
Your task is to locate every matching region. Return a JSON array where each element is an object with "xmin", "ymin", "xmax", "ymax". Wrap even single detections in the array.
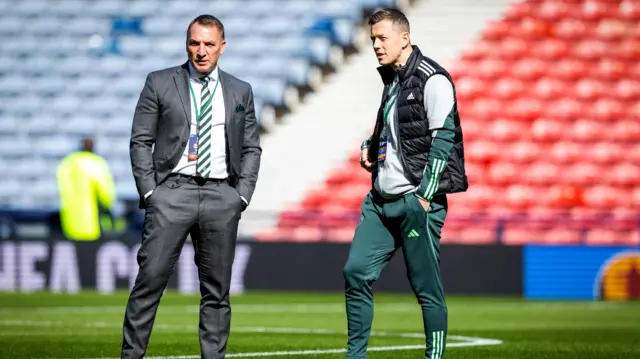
[{"xmin": 121, "ymin": 174, "xmax": 243, "ymax": 359}]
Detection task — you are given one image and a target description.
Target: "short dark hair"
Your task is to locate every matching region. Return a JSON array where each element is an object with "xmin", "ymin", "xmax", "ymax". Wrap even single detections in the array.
[
  {"xmin": 187, "ymin": 14, "xmax": 225, "ymax": 40},
  {"xmin": 368, "ymin": 8, "xmax": 410, "ymax": 33}
]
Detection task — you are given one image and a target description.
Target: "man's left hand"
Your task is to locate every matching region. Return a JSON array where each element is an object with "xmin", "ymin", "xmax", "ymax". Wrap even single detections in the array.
[{"xmin": 416, "ymin": 197, "xmax": 430, "ymax": 212}]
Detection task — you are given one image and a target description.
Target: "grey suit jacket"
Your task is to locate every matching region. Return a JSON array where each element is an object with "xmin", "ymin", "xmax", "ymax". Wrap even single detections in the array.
[{"xmin": 130, "ymin": 61, "xmax": 261, "ymax": 209}]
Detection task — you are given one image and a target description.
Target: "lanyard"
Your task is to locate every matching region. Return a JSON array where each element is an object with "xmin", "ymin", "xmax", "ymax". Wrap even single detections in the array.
[
  {"xmin": 383, "ymin": 82, "xmax": 398, "ymax": 127},
  {"xmin": 188, "ymin": 78, "xmax": 219, "ymax": 123}
]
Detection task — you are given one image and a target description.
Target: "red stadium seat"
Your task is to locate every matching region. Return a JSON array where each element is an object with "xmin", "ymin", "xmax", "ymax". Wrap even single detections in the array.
[
  {"xmin": 463, "ymin": 162, "xmax": 486, "ymax": 185},
  {"xmin": 456, "ymin": 228, "xmax": 497, "ymax": 244},
  {"xmin": 592, "ymin": 99, "xmax": 625, "ymax": 121},
  {"xmin": 534, "ymin": 0, "xmax": 570, "ymax": 22},
  {"xmin": 476, "ymin": 58, "xmax": 508, "ymax": 79},
  {"xmin": 555, "ymin": 59, "xmax": 587, "ymax": 80},
  {"xmin": 543, "ymin": 99, "xmax": 582, "ymax": 121},
  {"xmin": 463, "ymin": 184, "xmax": 496, "ymax": 210},
  {"xmin": 497, "ymin": 38, "xmax": 529, "ymax": 59},
  {"xmin": 582, "ymin": 186, "xmax": 625, "ymax": 210},
  {"xmin": 541, "ymin": 228, "xmax": 582, "ymax": 245},
  {"xmin": 594, "ymin": 58, "xmax": 627, "ymax": 80},
  {"xmin": 465, "ymin": 140, "xmax": 499, "ymax": 164},
  {"xmin": 553, "ymin": 18, "xmax": 589, "ymax": 40},
  {"xmin": 526, "ymin": 162, "xmax": 561, "ymax": 187},
  {"xmin": 633, "ymin": 187, "xmax": 640, "ymax": 210},
  {"xmin": 513, "ymin": 16, "xmax": 552, "ymax": 39},
  {"xmin": 467, "ymin": 98, "xmax": 503, "ymax": 121},
  {"xmin": 505, "ymin": 141, "xmax": 544, "ymax": 163},
  {"xmin": 325, "ymin": 165, "xmax": 354, "ymax": 186},
  {"xmin": 548, "ymin": 185, "xmax": 585, "ymax": 208},
  {"xmin": 597, "ymin": 18, "xmax": 634, "ymax": 41},
  {"xmin": 618, "ymin": 0, "xmax": 640, "ymax": 20},
  {"xmin": 504, "ymin": 2, "xmax": 533, "ymax": 21},
  {"xmin": 549, "ymin": 142, "xmax": 582, "ymax": 164},
  {"xmin": 455, "ymin": 77, "xmax": 485, "ymax": 100},
  {"xmin": 506, "ymin": 98, "xmax": 543, "ymax": 122},
  {"xmin": 611, "ymin": 163, "xmax": 640, "ymax": 187},
  {"xmin": 572, "ymin": 39, "xmax": 609, "ymax": 60},
  {"xmin": 487, "ymin": 119, "xmax": 527, "ymax": 142},
  {"xmin": 609, "ymin": 120, "xmax": 640, "ymax": 142},
  {"xmin": 585, "ymin": 229, "xmax": 639, "ymax": 246},
  {"xmin": 509, "ymin": 58, "xmax": 546, "ymax": 80},
  {"xmin": 460, "ymin": 41, "xmax": 495, "ymax": 61},
  {"xmin": 589, "ymin": 142, "xmax": 624, "ymax": 165},
  {"xmin": 631, "ymin": 102, "xmax": 640, "ymax": 121},
  {"xmin": 502, "ymin": 227, "xmax": 545, "ymax": 245},
  {"xmin": 481, "ymin": 20, "xmax": 510, "ymax": 40},
  {"xmin": 579, "ymin": 0, "xmax": 615, "ymax": 21},
  {"xmin": 493, "ymin": 78, "xmax": 525, "ymax": 99},
  {"xmin": 572, "ymin": 119, "xmax": 603, "ymax": 142},
  {"xmin": 255, "ymin": 227, "xmax": 292, "ymax": 242},
  {"xmin": 629, "ymin": 145, "xmax": 640, "ymax": 166},
  {"xmin": 460, "ymin": 117, "xmax": 482, "ymax": 142},
  {"xmin": 614, "ymin": 79, "xmax": 640, "ymax": 101},
  {"xmin": 505, "ymin": 185, "xmax": 537, "ymax": 210},
  {"xmin": 564, "ymin": 163, "xmax": 600, "ymax": 186},
  {"xmin": 488, "ymin": 162, "xmax": 521, "ymax": 185},
  {"xmin": 448, "ymin": 58, "xmax": 476, "ymax": 79},
  {"xmin": 531, "ymin": 118, "xmax": 564, "ymax": 142},
  {"xmin": 534, "ymin": 39, "xmax": 569, "ymax": 60},
  {"xmin": 325, "ymin": 228, "xmax": 355, "ymax": 243},
  {"xmin": 532, "ymin": 77, "xmax": 566, "ymax": 101},
  {"xmin": 300, "ymin": 188, "xmax": 329, "ymax": 210},
  {"xmin": 574, "ymin": 79, "xmax": 606, "ymax": 101},
  {"xmin": 290, "ymin": 226, "xmax": 323, "ymax": 242},
  {"xmin": 614, "ymin": 39, "xmax": 640, "ymax": 60}
]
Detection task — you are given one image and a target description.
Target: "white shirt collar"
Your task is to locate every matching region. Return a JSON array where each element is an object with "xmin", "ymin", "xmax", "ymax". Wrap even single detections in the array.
[{"xmin": 188, "ymin": 62, "xmax": 218, "ymax": 83}]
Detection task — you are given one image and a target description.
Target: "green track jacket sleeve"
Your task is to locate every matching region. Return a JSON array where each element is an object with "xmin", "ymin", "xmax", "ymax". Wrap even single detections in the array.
[{"xmin": 416, "ymin": 74, "xmax": 456, "ymax": 202}]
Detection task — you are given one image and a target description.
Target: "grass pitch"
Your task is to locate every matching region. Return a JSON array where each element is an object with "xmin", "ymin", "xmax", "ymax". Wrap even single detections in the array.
[{"xmin": 0, "ymin": 291, "xmax": 638, "ymax": 359}]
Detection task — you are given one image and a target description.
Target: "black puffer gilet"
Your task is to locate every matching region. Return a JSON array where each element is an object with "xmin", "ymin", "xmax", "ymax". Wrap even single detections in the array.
[{"xmin": 367, "ymin": 46, "xmax": 468, "ymax": 196}]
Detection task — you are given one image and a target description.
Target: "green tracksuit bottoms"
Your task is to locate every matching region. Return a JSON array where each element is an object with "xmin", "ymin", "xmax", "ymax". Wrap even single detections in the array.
[{"xmin": 343, "ymin": 190, "xmax": 448, "ymax": 359}]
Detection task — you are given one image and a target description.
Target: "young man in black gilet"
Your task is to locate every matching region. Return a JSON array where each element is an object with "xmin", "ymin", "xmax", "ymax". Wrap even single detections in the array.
[{"xmin": 343, "ymin": 8, "xmax": 468, "ymax": 359}]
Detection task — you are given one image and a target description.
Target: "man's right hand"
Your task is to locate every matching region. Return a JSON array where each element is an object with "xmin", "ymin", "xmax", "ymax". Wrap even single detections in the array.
[{"xmin": 360, "ymin": 147, "xmax": 376, "ymax": 173}]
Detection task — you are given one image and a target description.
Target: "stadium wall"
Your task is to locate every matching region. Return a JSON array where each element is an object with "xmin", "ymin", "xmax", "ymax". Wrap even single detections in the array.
[
  {"xmin": 0, "ymin": 235, "xmax": 522, "ymax": 296},
  {"xmin": 4, "ymin": 237, "xmax": 639, "ymax": 300}
]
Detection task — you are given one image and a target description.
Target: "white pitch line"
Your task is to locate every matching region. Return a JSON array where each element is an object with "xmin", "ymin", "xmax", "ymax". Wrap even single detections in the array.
[{"xmin": 85, "ymin": 337, "xmax": 502, "ymax": 359}]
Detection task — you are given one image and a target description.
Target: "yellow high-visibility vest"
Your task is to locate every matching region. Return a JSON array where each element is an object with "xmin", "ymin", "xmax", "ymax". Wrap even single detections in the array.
[{"xmin": 56, "ymin": 151, "xmax": 115, "ymax": 241}]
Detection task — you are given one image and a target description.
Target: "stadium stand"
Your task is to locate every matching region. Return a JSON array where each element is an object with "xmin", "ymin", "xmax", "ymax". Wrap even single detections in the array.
[
  {"xmin": 0, "ymin": 0, "xmax": 399, "ymax": 215},
  {"xmin": 258, "ymin": 0, "xmax": 640, "ymax": 245}
]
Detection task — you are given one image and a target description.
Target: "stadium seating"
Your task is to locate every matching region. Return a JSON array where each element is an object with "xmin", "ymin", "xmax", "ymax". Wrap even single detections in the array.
[
  {"xmin": 0, "ymin": 0, "xmax": 397, "ymax": 210},
  {"xmin": 259, "ymin": 0, "xmax": 640, "ymax": 244}
]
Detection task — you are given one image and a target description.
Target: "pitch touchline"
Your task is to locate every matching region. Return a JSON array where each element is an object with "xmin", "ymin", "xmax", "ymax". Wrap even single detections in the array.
[{"xmin": 81, "ymin": 336, "xmax": 502, "ymax": 359}]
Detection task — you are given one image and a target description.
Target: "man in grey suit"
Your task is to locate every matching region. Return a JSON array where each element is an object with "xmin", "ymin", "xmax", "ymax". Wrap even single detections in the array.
[{"xmin": 121, "ymin": 14, "xmax": 261, "ymax": 359}]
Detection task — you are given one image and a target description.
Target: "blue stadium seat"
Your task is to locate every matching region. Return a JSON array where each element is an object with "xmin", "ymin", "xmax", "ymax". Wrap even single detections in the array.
[
  {"xmin": 85, "ymin": 1, "xmax": 126, "ymax": 16},
  {"xmin": 0, "ymin": 118, "xmax": 19, "ymax": 136},
  {"xmin": 14, "ymin": 0, "xmax": 49, "ymax": 17}
]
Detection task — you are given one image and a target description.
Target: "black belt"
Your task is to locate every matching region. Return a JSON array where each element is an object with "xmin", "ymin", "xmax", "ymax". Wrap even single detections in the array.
[{"xmin": 167, "ymin": 173, "xmax": 228, "ymax": 186}]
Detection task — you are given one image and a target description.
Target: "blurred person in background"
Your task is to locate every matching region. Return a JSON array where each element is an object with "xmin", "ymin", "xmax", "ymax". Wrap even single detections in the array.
[
  {"xmin": 342, "ymin": 8, "xmax": 467, "ymax": 359},
  {"xmin": 122, "ymin": 14, "xmax": 261, "ymax": 359},
  {"xmin": 56, "ymin": 137, "xmax": 116, "ymax": 241}
]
